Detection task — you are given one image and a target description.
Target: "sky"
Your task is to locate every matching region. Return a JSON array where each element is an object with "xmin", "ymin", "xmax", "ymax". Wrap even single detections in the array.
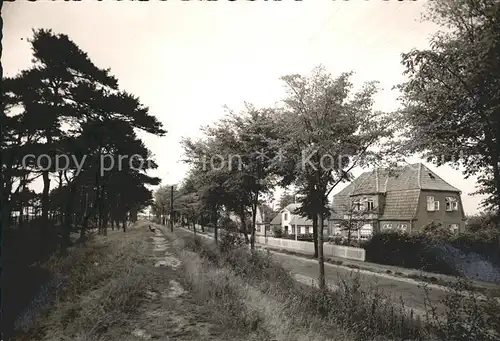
[{"xmin": 2, "ymin": 0, "xmax": 487, "ymax": 215}]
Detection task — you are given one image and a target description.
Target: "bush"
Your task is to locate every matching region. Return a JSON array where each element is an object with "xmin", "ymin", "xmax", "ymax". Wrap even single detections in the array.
[
  {"xmin": 363, "ymin": 225, "xmax": 500, "ymax": 276},
  {"xmin": 363, "ymin": 231, "xmax": 459, "ymax": 275},
  {"xmin": 272, "ymin": 226, "xmax": 283, "ymax": 238},
  {"xmin": 218, "ymin": 229, "xmax": 247, "ymax": 254}
]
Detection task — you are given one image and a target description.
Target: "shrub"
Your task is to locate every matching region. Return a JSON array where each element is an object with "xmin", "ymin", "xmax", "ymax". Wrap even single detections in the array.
[
  {"xmin": 363, "ymin": 224, "xmax": 500, "ymax": 277},
  {"xmin": 363, "ymin": 231, "xmax": 458, "ymax": 275},
  {"xmin": 272, "ymin": 226, "xmax": 283, "ymax": 238}
]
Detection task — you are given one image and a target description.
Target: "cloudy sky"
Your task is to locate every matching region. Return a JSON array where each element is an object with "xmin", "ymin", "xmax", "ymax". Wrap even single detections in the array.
[{"xmin": 3, "ymin": 0, "xmax": 487, "ymax": 214}]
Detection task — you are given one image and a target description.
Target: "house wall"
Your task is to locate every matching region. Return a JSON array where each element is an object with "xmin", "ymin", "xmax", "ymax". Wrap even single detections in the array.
[
  {"xmin": 379, "ymin": 220, "xmax": 412, "ymax": 233},
  {"xmin": 377, "ymin": 193, "xmax": 386, "ymax": 216},
  {"xmin": 255, "ymin": 223, "xmax": 266, "ymax": 236},
  {"xmin": 281, "ymin": 209, "xmax": 291, "ymax": 230},
  {"xmin": 328, "ymin": 220, "xmax": 376, "ymax": 239},
  {"xmin": 413, "ymin": 190, "xmax": 465, "ymax": 232}
]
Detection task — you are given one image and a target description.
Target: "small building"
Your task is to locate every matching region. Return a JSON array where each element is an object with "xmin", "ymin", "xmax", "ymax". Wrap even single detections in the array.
[{"xmin": 270, "ymin": 203, "xmax": 314, "ymax": 235}]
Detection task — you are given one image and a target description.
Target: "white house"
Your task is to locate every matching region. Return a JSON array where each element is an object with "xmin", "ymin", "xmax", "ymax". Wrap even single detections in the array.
[{"xmin": 270, "ymin": 203, "xmax": 314, "ymax": 235}]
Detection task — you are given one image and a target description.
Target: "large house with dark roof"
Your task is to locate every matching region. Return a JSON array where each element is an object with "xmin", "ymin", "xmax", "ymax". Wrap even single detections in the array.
[{"xmin": 329, "ymin": 163, "xmax": 466, "ymax": 237}]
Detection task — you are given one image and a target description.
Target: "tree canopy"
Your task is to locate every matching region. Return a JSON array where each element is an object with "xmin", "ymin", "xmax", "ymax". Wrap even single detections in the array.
[
  {"xmin": 3, "ymin": 29, "xmax": 165, "ymax": 251},
  {"xmin": 397, "ymin": 0, "xmax": 500, "ymax": 212}
]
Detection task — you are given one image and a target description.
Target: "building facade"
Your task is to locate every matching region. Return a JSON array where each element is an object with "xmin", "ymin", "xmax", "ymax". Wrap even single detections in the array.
[
  {"xmin": 269, "ymin": 203, "xmax": 314, "ymax": 235},
  {"xmin": 329, "ymin": 163, "xmax": 466, "ymax": 238}
]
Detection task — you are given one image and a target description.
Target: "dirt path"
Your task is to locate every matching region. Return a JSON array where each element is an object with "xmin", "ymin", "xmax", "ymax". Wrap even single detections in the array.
[
  {"xmin": 11, "ymin": 222, "xmax": 274, "ymax": 341},
  {"xmin": 124, "ymin": 224, "xmax": 261, "ymax": 341}
]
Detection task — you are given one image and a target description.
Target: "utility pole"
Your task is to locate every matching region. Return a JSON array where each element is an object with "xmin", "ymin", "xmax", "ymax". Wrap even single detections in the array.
[
  {"xmin": 170, "ymin": 185, "xmax": 174, "ymax": 232},
  {"xmin": 294, "ymin": 194, "xmax": 298, "ymax": 241}
]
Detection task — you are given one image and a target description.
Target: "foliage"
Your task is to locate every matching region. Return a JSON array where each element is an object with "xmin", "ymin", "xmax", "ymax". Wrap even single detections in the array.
[
  {"xmin": 396, "ymin": 0, "xmax": 500, "ymax": 211},
  {"xmin": 3, "ymin": 29, "xmax": 165, "ymax": 249},
  {"xmin": 179, "ymin": 105, "xmax": 282, "ymax": 245},
  {"xmin": 278, "ymin": 190, "xmax": 295, "ymax": 210},
  {"xmin": 273, "ymin": 66, "xmax": 393, "ymax": 287},
  {"xmin": 363, "ymin": 229, "xmax": 500, "ymax": 275}
]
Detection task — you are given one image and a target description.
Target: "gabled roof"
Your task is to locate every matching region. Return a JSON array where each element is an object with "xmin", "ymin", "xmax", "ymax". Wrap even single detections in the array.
[
  {"xmin": 331, "ymin": 163, "xmax": 461, "ymax": 221},
  {"xmin": 335, "ymin": 163, "xmax": 460, "ymax": 196},
  {"xmin": 270, "ymin": 213, "xmax": 281, "ymax": 225},
  {"xmin": 379, "ymin": 189, "xmax": 421, "ymax": 220},
  {"xmin": 290, "ymin": 215, "xmax": 313, "ymax": 226},
  {"xmin": 283, "ymin": 203, "xmax": 301, "ymax": 213},
  {"xmin": 270, "ymin": 203, "xmax": 314, "ymax": 225}
]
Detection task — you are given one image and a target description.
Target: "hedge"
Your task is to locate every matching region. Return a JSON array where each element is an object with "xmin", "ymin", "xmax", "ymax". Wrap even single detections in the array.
[{"xmin": 362, "ymin": 230, "xmax": 500, "ymax": 276}]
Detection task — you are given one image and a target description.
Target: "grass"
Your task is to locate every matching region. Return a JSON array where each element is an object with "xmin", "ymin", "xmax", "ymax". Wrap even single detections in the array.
[
  {"xmin": 179, "ymin": 230, "xmax": 500, "ymax": 341},
  {"xmin": 13, "ymin": 223, "xmax": 499, "ymax": 341},
  {"xmin": 13, "ymin": 226, "xmax": 152, "ymax": 341},
  {"xmin": 256, "ymin": 245, "xmax": 499, "ymax": 297}
]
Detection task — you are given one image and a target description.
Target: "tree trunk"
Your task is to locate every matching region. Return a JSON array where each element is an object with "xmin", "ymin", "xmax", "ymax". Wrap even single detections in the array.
[
  {"xmin": 239, "ymin": 209, "xmax": 249, "ymax": 244},
  {"xmin": 317, "ymin": 211, "xmax": 325, "ymax": 291},
  {"xmin": 250, "ymin": 192, "xmax": 259, "ymax": 250},
  {"xmin": 101, "ymin": 192, "xmax": 108, "ymax": 236},
  {"xmin": 170, "ymin": 185, "xmax": 174, "ymax": 232},
  {"xmin": 312, "ymin": 214, "xmax": 318, "ymax": 258},
  {"xmin": 41, "ymin": 170, "xmax": 50, "ymax": 225},
  {"xmin": 491, "ymin": 157, "xmax": 500, "ymax": 211},
  {"xmin": 81, "ymin": 188, "xmax": 99, "ymax": 240},
  {"xmin": 212, "ymin": 209, "xmax": 218, "ymax": 244},
  {"xmin": 61, "ymin": 179, "xmax": 77, "ymax": 252}
]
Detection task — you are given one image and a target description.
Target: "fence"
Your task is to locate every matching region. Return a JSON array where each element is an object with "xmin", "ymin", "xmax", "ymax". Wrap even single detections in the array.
[
  {"xmin": 255, "ymin": 236, "xmax": 365, "ymax": 261},
  {"xmin": 184, "ymin": 227, "xmax": 365, "ymax": 261}
]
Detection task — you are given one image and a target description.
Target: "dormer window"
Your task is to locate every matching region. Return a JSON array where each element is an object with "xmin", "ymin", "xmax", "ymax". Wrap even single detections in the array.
[{"xmin": 445, "ymin": 197, "xmax": 459, "ymax": 211}]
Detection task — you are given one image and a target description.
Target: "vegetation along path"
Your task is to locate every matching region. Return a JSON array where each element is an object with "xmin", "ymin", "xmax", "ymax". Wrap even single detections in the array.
[{"xmin": 177, "ymin": 226, "xmax": 500, "ymax": 318}]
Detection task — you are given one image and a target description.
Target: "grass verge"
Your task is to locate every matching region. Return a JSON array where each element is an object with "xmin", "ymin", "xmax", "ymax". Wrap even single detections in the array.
[
  {"xmin": 178, "ymin": 230, "xmax": 500, "ymax": 341},
  {"xmin": 13, "ymin": 226, "xmax": 152, "ymax": 341},
  {"xmin": 264, "ymin": 247, "xmax": 500, "ymax": 297}
]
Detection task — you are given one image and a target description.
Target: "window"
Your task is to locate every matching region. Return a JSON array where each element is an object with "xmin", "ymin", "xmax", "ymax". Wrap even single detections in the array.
[
  {"xmin": 445, "ymin": 197, "xmax": 459, "ymax": 211},
  {"xmin": 366, "ymin": 199, "xmax": 375, "ymax": 211},
  {"xmin": 427, "ymin": 196, "xmax": 439, "ymax": 211},
  {"xmin": 309, "ymin": 226, "xmax": 313, "ymax": 234},
  {"xmin": 353, "ymin": 200, "xmax": 362, "ymax": 211},
  {"xmin": 284, "ymin": 213, "xmax": 289, "ymax": 221},
  {"xmin": 434, "ymin": 201, "xmax": 440, "ymax": 211},
  {"xmin": 449, "ymin": 224, "xmax": 459, "ymax": 234},
  {"xmin": 333, "ymin": 224, "xmax": 341, "ymax": 235},
  {"xmin": 427, "ymin": 196, "xmax": 434, "ymax": 211},
  {"xmin": 398, "ymin": 224, "xmax": 408, "ymax": 232},
  {"xmin": 382, "ymin": 223, "xmax": 393, "ymax": 230},
  {"xmin": 300, "ymin": 226, "xmax": 306, "ymax": 234},
  {"xmin": 291, "ymin": 226, "xmax": 295, "ymax": 234}
]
